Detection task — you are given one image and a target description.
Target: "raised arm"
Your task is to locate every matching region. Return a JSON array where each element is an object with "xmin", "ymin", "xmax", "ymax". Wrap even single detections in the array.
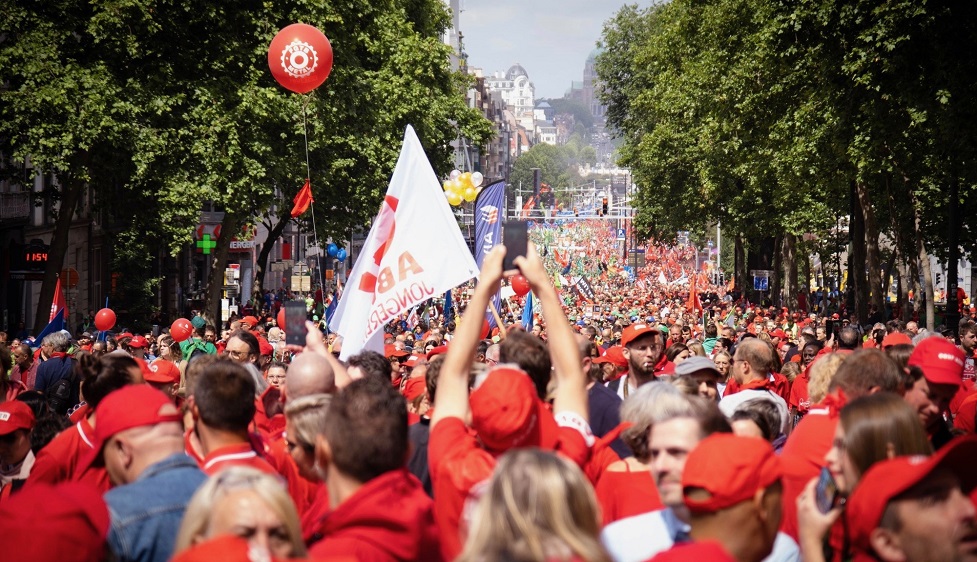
[{"xmin": 431, "ymin": 245, "xmax": 506, "ymax": 431}]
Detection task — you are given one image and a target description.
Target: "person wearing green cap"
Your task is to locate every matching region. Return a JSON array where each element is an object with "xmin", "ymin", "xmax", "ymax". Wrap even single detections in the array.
[{"xmin": 179, "ymin": 316, "xmax": 217, "ymax": 360}]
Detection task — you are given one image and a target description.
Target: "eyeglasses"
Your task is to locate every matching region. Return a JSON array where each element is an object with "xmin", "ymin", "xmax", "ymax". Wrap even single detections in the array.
[{"xmin": 227, "ymin": 349, "xmax": 251, "ymax": 360}]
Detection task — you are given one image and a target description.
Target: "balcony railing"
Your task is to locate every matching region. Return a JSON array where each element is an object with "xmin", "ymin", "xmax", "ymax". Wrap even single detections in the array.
[{"xmin": 0, "ymin": 192, "xmax": 31, "ymax": 222}]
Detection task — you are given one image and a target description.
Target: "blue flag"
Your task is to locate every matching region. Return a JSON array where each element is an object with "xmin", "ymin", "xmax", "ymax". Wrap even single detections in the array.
[
  {"xmin": 522, "ymin": 291, "xmax": 534, "ymax": 330},
  {"xmin": 444, "ymin": 290, "xmax": 454, "ymax": 325},
  {"xmin": 473, "ymin": 180, "xmax": 506, "ymax": 328},
  {"xmin": 33, "ymin": 308, "xmax": 66, "ymax": 346}
]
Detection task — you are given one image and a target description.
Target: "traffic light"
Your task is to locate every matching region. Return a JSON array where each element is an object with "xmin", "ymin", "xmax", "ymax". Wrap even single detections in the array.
[
  {"xmin": 574, "ymin": 208, "xmax": 579, "ymax": 217},
  {"xmin": 602, "ymin": 197, "xmax": 608, "ymax": 216}
]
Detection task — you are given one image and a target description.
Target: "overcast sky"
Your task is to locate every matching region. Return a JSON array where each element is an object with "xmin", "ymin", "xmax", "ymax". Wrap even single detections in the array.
[{"xmin": 458, "ymin": 0, "xmax": 643, "ymax": 99}]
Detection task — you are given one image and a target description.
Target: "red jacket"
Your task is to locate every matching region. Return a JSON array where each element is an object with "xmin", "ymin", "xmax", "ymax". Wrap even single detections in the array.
[{"xmin": 308, "ymin": 469, "xmax": 443, "ymax": 562}]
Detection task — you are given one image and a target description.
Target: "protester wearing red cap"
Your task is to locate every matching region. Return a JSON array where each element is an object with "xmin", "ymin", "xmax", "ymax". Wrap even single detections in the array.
[
  {"xmin": 144, "ymin": 358, "xmax": 182, "ymax": 400},
  {"xmin": 429, "ymin": 245, "xmax": 592, "ymax": 560},
  {"xmin": 385, "ymin": 343, "xmax": 409, "ymax": 387},
  {"xmin": 126, "ymin": 335, "xmax": 150, "ymax": 360},
  {"xmin": 607, "ymin": 322, "xmax": 665, "ymax": 400},
  {"xmin": 82, "ymin": 384, "xmax": 207, "ymax": 562},
  {"xmin": 648, "ymin": 434, "xmax": 788, "ymax": 562},
  {"xmin": 845, "ymin": 436, "xmax": 977, "ymax": 562},
  {"xmin": 595, "ymin": 345, "xmax": 629, "ymax": 382},
  {"xmin": 0, "ymin": 400, "xmax": 35, "ymax": 486},
  {"xmin": 0, "ymin": 482, "xmax": 110, "ymax": 561},
  {"xmin": 904, "ymin": 336, "xmax": 966, "ymax": 449}
]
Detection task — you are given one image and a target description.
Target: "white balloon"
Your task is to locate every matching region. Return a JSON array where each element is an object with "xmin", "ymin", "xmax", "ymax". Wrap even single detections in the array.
[
  {"xmin": 449, "ymin": 169, "xmax": 461, "ymax": 180},
  {"xmin": 471, "ymin": 171, "xmax": 483, "ymax": 187}
]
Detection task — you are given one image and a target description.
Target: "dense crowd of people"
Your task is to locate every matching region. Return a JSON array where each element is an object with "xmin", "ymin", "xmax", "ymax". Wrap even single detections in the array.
[{"xmin": 2, "ymin": 232, "xmax": 977, "ymax": 562}]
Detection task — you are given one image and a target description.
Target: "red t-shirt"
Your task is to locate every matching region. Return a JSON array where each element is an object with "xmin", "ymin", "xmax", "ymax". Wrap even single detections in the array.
[
  {"xmin": 200, "ymin": 443, "xmax": 279, "ymax": 477},
  {"xmin": 648, "ymin": 541, "xmax": 737, "ymax": 562},
  {"xmin": 954, "ymin": 392, "xmax": 977, "ymax": 434},
  {"xmin": 595, "ymin": 468, "xmax": 663, "ymax": 525},
  {"xmin": 308, "ymin": 469, "xmax": 443, "ymax": 562},
  {"xmin": 779, "ymin": 405, "xmax": 840, "ymax": 540},
  {"xmin": 27, "ymin": 419, "xmax": 111, "ymax": 493},
  {"xmin": 428, "ymin": 416, "xmax": 590, "ymax": 560}
]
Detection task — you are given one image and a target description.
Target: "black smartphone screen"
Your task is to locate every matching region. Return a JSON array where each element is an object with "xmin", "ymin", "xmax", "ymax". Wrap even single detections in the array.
[
  {"xmin": 815, "ymin": 466, "xmax": 838, "ymax": 513},
  {"xmin": 284, "ymin": 301, "xmax": 307, "ymax": 346},
  {"xmin": 825, "ymin": 320, "xmax": 835, "ymax": 339},
  {"xmin": 503, "ymin": 220, "xmax": 528, "ymax": 271}
]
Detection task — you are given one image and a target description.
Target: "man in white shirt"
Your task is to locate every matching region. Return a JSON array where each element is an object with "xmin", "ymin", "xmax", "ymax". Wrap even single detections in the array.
[{"xmin": 719, "ymin": 338, "xmax": 789, "ymax": 434}]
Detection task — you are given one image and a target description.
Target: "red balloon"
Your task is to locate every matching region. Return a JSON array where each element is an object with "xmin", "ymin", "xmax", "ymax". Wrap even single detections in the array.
[
  {"xmin": 170, "ymin": 318, "xmax": 193, "ymax": 343},
  {"xmin": 94, "ymin": 308, "xmax": 116, "ymax": 331},
  {"xmin": 268, "ymin": 23, "xmax": 333, "ymax": 94},
  {"xmin": 480, "ymin": 318, "xmax": 490, "ymax": 340},
  {"xmin": 511, "ymin": 275, "xmax": 531, "ymax": 297},
  {"xmin": 277, "ymin": 308, "xmax": 286, "ymax": 330}
]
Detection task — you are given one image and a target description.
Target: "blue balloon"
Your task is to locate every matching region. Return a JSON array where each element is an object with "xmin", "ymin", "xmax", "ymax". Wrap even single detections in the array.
[
  {"xmin": 327, "ymin": 243, "xmax": 339, "ymax": 257},
  {"xmin": 337, "ymin": 248, "xmax": 347, "ymax": 261}
]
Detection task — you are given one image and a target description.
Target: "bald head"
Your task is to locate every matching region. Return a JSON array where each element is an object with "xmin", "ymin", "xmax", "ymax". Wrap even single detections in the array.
[{"xmin": 286, "ymin": 353, "xmax": 336, "ymax": 399}]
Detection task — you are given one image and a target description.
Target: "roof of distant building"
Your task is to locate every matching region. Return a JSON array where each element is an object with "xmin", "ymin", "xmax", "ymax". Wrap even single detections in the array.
[{"xmin": 506, "ymin": 63, "xmax": 529, "ymax": 80}]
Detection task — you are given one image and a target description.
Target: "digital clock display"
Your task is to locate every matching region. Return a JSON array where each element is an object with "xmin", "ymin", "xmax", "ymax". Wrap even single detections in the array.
[{"xmin": 26, "ymin": 252, "xmax": 47, "ymax": 262}]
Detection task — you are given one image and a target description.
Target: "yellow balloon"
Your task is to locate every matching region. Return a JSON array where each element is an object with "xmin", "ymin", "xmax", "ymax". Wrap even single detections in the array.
[
  {"xmin": 449, "ymin": 179, "xmax": 464, "ymax": 194},
  {"xmin": 460, "ymin": 172, "xmax": 472, "ymax": 184},
  {"xmin": 443, "ymin": 180, "xmax": 452, "ymax": 192},
  {"xmin": 463, "ymin": 186, "xmax": 478, "ymax": 202},
  {"xmin": 447, "ymin": 191, "xmax": 463, "ymax": 206}
]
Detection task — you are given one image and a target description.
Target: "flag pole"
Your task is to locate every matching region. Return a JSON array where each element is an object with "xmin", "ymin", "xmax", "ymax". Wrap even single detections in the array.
[{"xmin": 301, "ymin": 96, "xmax": 326, "ymax": 304}]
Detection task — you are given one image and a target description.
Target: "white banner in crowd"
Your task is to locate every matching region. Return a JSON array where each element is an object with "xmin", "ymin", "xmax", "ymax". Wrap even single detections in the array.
[{"xmin": 330, "ymin": 125, "xmax": 479, "ymax": 360}]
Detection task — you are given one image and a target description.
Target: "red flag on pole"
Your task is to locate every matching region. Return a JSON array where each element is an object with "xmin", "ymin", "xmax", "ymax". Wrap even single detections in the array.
[
  {"xmin": 50, "ymin": 277, "xmax": 67, "ymax": 323},
  {"xmin": 290, "ymin": 179, "xmax": 313, "ymax": 218},
  {"xmin": 686, "ymin": 270, "xmax": 702, "ymax": 314}
]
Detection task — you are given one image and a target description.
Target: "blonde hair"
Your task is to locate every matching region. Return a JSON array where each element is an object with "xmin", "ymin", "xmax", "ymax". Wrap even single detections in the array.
[
  {"xmin": 174, "ymin": 466, "xmax": 306, "ymax": 557},
  {"xmin": 283, "ymin": 393, "xmax": 332, "ymax": 450},
  {"xmin": 457, "ymin": 449, "xmax": 611, "ymax": 562},
  {"xmin": 619, "ymin": 382, "xmax": 691, "ymax": 462},
  {"xmin": 686, "ymin": 341, "xmax": 706, "ymax": 357},
  {"xmin": 807, "ymin": 353, "xmax": 847, "ymax": 405}
]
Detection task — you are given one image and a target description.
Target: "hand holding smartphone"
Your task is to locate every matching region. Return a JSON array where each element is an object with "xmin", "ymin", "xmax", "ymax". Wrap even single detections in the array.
[
  {"xmin": 502, "ymin": 220, "xmax": 528, "ymax": 272},
  {"xmin": 815, "ymin": 466, "xmax": 840, "ymax": 514},
  {"xmin": 284, "ymin": 301, "xmax": 308, "ymax": 347}
]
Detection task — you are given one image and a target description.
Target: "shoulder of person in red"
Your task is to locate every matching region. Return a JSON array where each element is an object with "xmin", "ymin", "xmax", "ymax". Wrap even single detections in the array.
[
  {"xmin": 27, "ymin": 419, "xmax": 111, "ymax": 494},
  {"xmin": 647, "ymin": 540, "xmax": 738, "ymax": 562},
  {"xmin": 309, "ymin": 468, "xmax": 443, "ymax": 562}
]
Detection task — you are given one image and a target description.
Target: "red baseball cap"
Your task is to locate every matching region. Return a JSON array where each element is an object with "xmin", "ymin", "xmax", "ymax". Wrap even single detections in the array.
[
  {"xmin": 0, "ymin": 482, "xmax": 110, "ymax": 562},
  {"xmin": 593, "ymin": 345, "xmax": 628, "ymax": 368},
  {"xmin": 241, "ymin": 316, "xmax": 259, "ymax": 328},
  {"xmin": 469, "ymin": 366, "xmax": 557, "ymax": 453},
  {"xmin": 621, "ymin": 323, "xmax": 660, "ymax": 348},
  {"xmin": 426, "ymin": 345, "xmax": 448, "ymax": 360},
  {"xmin": 81, "ymin": 385, "xmax": 183, "ymax": 469},
  {"xmin": 404, "ymin": 355, "xmax": 420, "ymax": 368},
  {"xmin": 128, "ymin": 335, "xmax": 149, "ymax": 349},
  {"xmin": 908, "ymin": 336, "xmax": 966, "ymax": 386},
  {"xmin": 258, "ymin": 337, "xmax": 274, "ymax": 357},
  {"xmin": 402, "ymin": 376, "xmax": 427, "ymax": 401},
  {"xmin": 682, "ymin": 434, "xmax": 782, "ymax": 514},
  {"xmin": 144, "ymin": 359, "xmax": 181, "ymax": 385},
  {"xmin": 0, "ymin": 401, "xmax": 35, "ymax": 435},
  {"xmin": 770, "ymin": 329, "xmax": 788, "ymax": 340},
  {"xmin": 384, "ymin": 344, "xmax": 409, "ymax": 358},
  {"xmin": 846, "ymin": 435, "xmax": 977, "ymax": 554},
  {"xmin": 881, "ymin": 331, "xmax": 913, "ymax": 348}
]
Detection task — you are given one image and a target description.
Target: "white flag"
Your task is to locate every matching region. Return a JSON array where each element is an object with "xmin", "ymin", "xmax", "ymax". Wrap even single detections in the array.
[
  {"xmin": 657, "ymin": 271, "xmax": 668, "ymax": 285},
  {"xmin": 329, "ymin": 126, "xmax": 479, "ymax": 360}
]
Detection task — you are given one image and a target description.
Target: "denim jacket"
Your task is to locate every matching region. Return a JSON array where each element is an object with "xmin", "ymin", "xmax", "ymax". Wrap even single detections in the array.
[{"xmin": 104, "ymin": 453, "xmax": 207, "ymax": 562}]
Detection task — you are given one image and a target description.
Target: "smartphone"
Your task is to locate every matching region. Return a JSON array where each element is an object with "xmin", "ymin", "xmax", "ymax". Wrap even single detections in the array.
[
  {"xmin": 284, "ymin": 301, "xmax": 307, "ymax": 346},
  {"xmin": 825, "ymin": 320, "xmax": 835, "ymax": 340},
  {"xmin": 815, "ymin": 466, "xmax": 839, "ymax": 514},
  {"xmin": 152, "ymin": 325, "xmax": 160, "ymax": 337},
  {"xmin": 503, "ymin": 220, "xmax": 528, "ymax": 271}
]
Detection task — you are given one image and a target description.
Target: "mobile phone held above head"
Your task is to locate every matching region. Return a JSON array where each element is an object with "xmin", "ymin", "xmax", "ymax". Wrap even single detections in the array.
[{"xmin": 502, "ymin": 220, "xmax": 528, "ymax": 272}]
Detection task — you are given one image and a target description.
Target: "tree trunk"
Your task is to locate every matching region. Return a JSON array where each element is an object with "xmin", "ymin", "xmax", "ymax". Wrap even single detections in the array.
[
  {"xmin": 849, "ymin": 181, "xmax": 868, "ymax": 323},
  {"xmin": 251, "ymin": 215, "xmax": 291, "ymax": 305},
  {"xmin": 33, "ymin": 177, "xmax": 85, "ymax": 332},
  {"xmin": 782, "ymin": 233, "xmax": 798, "ymax": 311},
  {"xmin": 771, "ymin": 234, "xmax": 784, "ymax": 308},
  {"xmin": 202, "ymin": 211, "xmax": 243, "ymax": 327},
  {"xmin": 919, "ymin": 240, "xmax": 936, "ymax": 332},
  {"xmin": 856, "ymin": 181, "xmax": 885, "ymax": 317},
  {"xmin": 735, "ymin": 233, "xmax": 747, "ymax": 298}
]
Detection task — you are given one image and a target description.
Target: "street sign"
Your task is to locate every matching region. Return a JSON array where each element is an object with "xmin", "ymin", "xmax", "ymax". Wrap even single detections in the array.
[
  {"xmin": 753, "ymin": 276, "xmax": 769, "ymax": 291},
  {"xmin": 750, "ymin": 270, "xmax": 773, "ymax": 278},
  {"xmin": 291, "ymin": 275, "xmax": 311, "ymax": 292},
  {"xmin": 616, "ymin": 228, "xmax": 626, "ymax": 240}
]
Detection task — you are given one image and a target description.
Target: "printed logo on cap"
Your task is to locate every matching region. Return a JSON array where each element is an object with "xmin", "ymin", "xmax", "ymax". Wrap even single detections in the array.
[
  {"xmin": 0, "ymin": 412, "xmax": 9, "ymax": 422},
  {"xmin": 939, "ymin": 352, "xmax": 964, "ymax": 366}
]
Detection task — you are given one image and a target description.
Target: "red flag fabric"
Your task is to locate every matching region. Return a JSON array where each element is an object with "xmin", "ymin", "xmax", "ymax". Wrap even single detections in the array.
[
  {"xmin": 686, "ymin": 271, "xmax": 702, "ymax": 314},
  {"xmin": 50, "ymin": 278, "xmax": 67, "ymax": 323},
  {"xmin": 290, "ymin": 179, "xmax": 313, "ymax": 218}
]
